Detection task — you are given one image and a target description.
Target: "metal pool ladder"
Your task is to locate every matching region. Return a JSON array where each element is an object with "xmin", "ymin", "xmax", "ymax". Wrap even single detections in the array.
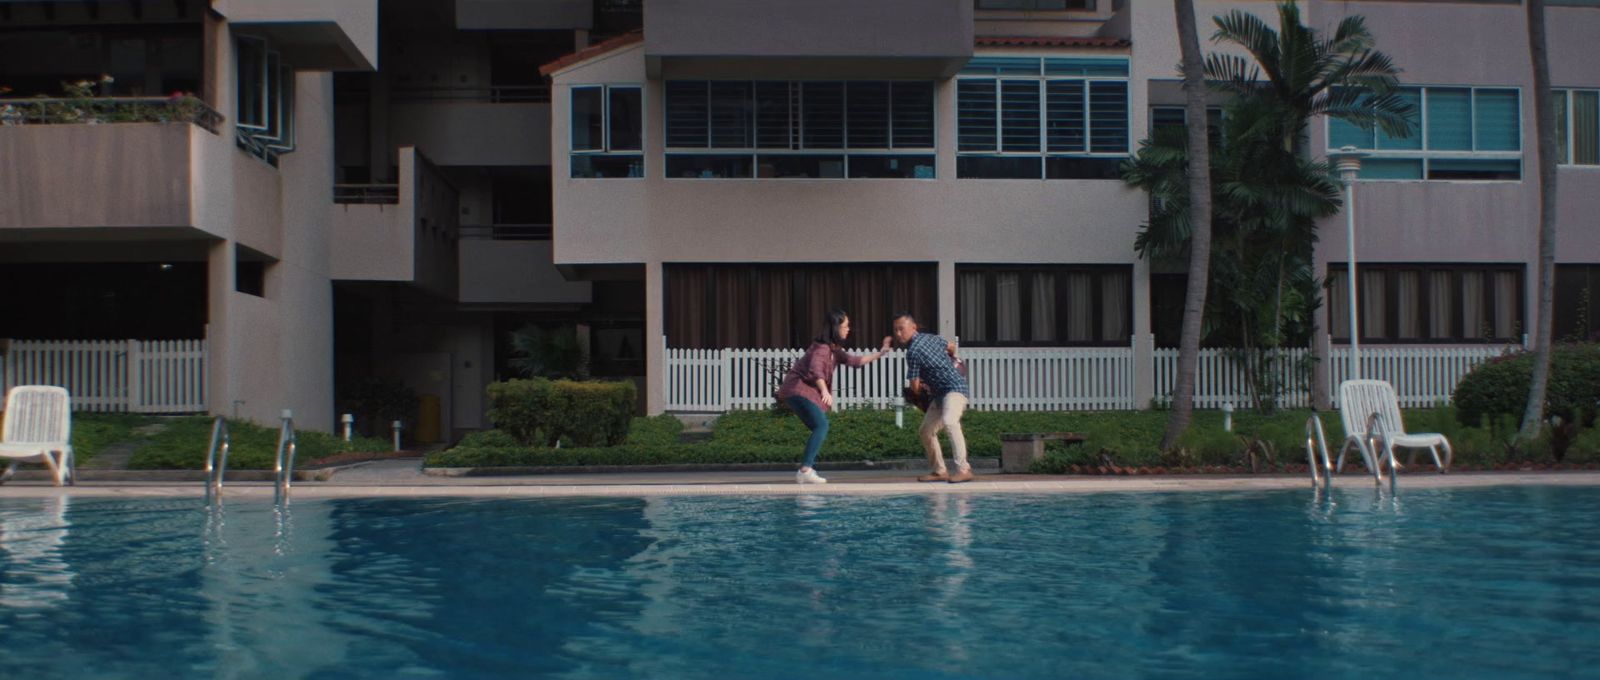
[
  {"xmin": 203, "ymin": 416, "xmax": 231, "ymax": 504},
  {"xmin": 273, "ymin": 410, "xmax": 299, "ymax": 505},
  {"xmin": 202, "ymin": 410, "xmax": 299, "ymax": 505}
]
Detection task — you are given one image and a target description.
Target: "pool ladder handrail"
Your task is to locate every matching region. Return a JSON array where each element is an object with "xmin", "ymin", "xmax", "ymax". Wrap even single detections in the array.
[
  {"xmin": 203, "ymin": 416, "xmax": 231, "ymax": 504},
  {"xmin": 1304, "ymin": 413, "xmax": 1333, "ymax": 487},
  {"xmin": 273, "ymin": 410, "xmax": 298, "ymax": 505}
]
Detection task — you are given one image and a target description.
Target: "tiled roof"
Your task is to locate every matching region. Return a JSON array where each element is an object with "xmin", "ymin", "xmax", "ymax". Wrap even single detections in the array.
[
  {"xmin": 539, "ymin": 30, "xmax": 644, "ymax": 77},
  {"xmin": 976, "ymin": 35, "xmax": 1130, "ymax": 49}
]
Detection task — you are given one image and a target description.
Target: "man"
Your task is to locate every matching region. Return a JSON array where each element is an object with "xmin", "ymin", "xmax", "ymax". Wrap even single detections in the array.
[{"xmin": 892, "ymin": 312, "xmax": 972, "ymax": 483}]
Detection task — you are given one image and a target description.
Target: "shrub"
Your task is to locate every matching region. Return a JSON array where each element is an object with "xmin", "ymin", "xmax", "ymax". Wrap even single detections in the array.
[
  {"xmin": 458, "ymin": 429, "xmax": 519, "ymax": 448},
  {"xmin": 626, "ymin": 415, "xmax": 685, "ymax": 447},
  {"xmin": 1454, "ymin": 344, "xmax": 1600, "ymax": 429},
  {"xmin": 485, "ymin": 378, "xmax": 637, "ymax": 447}
]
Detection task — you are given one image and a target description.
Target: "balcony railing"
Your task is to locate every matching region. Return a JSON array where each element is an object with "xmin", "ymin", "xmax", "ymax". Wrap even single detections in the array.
[
  {"xmin": 333, "ymin": 183, "xmax": 400, "ymax": 205},
  {"xmin": 459, "ymin": 224, "xmax": 552, "ymax": 241},
  {"xmin": 0, "ymin": 96, "xmax": 224, "ymax": 133},
  {"xmin": 391, "ymin": 85, "xmax": 551, "ymax": 104}
]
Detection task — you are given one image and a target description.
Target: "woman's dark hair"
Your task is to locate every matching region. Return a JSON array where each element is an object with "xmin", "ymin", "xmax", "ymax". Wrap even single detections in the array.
[{"xmin": 815, "ymin": 308, "xmax": 850, "ymax": 346}]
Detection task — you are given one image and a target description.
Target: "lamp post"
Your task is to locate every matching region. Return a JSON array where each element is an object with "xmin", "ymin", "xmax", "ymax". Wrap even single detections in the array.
[{"xmin": 1330, "ymin": 145, "xmax": 1368, "ymax": 382}]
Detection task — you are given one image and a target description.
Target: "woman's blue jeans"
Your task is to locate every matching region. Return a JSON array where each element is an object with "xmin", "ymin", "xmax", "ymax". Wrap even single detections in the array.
[{"xmin": 785, "ymin": 395, "xmax": 830, "ymax": 469}]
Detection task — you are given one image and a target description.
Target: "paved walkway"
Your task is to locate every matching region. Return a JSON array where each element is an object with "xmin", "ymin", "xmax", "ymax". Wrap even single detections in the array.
[{"xmin": 3, "ymin": 458, "xmax": 1597, "ymax": 499}]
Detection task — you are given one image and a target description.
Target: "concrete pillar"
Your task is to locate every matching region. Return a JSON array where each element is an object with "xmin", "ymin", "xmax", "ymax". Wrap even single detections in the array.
[
  {"xmin": 206, "ymin": 239, "xmax": 236, "ymax": 419},
  {"xmin": 1132, "ymin": 257, "xmax": 1154, "ymax": 409},
  {"xmin": 645, "ymin": 260, "xmax": 665, "ymax": 414},
  {"xmin": 937, "ymin": 260, "xmax": 956, "ymax": 340}
]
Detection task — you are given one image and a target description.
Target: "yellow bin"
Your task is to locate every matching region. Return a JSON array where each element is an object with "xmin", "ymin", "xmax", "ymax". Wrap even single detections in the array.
[{"xmin": 416, "ymin": 394, "xmax": 442, "ymax": 443}]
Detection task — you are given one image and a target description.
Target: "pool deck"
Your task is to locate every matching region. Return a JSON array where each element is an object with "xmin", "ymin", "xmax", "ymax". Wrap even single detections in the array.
[{"xmin": 4, "ymin": 458, "xmax": 1600, "ymax": 498}]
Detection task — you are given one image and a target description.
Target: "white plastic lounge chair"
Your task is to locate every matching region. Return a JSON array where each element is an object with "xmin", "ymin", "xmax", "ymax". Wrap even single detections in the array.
[
  {"xmin": 0, "ymin": 386, "xmax": 74, "ymax": 486},
  {"xmin": 1337, "ymin": 379, "xmax": 1451, "ymax": 484}
]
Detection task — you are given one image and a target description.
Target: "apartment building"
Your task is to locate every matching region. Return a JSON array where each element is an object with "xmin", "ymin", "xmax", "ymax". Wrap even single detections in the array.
[
  {"xmin": 0, "ymin": 0, "xmax": 641, "ymax": 437},
  {"xmin": 543, "ymin": 0, "xmax": 1600, "ymax": 414}
]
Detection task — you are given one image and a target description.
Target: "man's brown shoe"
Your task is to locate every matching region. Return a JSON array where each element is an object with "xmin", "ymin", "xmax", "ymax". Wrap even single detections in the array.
[
  {"xmin": 947, "ymin": 469, "xmax": 974, "ymax": 483},
  {"xmin": 917, "ymin": 471, "xmax": 949, "ymax": 482}
]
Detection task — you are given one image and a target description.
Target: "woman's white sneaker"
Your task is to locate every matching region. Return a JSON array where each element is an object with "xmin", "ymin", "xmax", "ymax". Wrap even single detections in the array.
[{"xmin": 796, "ymin": 469, "xmax": 828, "ymax": 484}]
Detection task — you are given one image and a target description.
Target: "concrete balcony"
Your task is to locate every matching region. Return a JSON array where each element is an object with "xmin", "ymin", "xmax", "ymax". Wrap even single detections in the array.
[
  {"xmin": 0, "ymin": 121, "xmax": 203, "ymax": 240},
  {"xmin": 458, "ymin": 229, "xmax": 592, "ymax": 306},
  {"xmin": 644, "ymin": 0, "xmax": 972, "ymax": 78},
  {"xmin": 330, "ymin": 147, "xmax": 459, "ymax": 299},
  {"xmin": 388, "ymin": 87, "xmax": 551, "ymax": 167},
  {"xmin": 215, "ymin": 0, "xmax": 378, "ymax": 71}
]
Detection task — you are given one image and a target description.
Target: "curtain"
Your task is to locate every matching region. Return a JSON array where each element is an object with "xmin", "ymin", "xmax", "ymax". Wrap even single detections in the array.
[
  {"xmin": 711, "ymin": 267, "xmax": 752, "ymax": 348},
  {"xmin": 995, "ymin": 273, "xmax": 1021, "ymax": 342},
  {"xmin": 1396, "ymin": 271, "xmax": 1421, "ymax": 339},
  {"xmin": 1030, "ymin": 273, "xmax": 1056, "ymax": 343},
  {"xmin": 1361, "ymin": 270, "xmax": 1387, "ymax": 340},
  {"xmin": 1461, "ymin": 272, "xmax": 1484, "ymax": 339},
  {"xmin": 1493, "ymin": 271, "xmax": 1519, "ymax": 340},
  {"xmin": 665, "ymin": 266, "xmax": 708, "ymax": 348},
  {"xmin": 1067, "ymin": 272, "xmax": 1094, "ymax": 342},
  {"xmin": 959, "ymin": 272, "xmax": 986, "ymax": 343},
  {"xmin": 1576, "ymin": 91, "xmax": 1599, "ymax": 166},
  {"xmin": 1327, "ymin": 270, "xmax": 1349, "ymax": 339},
  {"xmin": 1100, "ymin": 270, "xmax": 1130, "ymax": 342},
  {"xmin": 1429, "ymin": 271, "xmax": 1454, "ymax": 340}
]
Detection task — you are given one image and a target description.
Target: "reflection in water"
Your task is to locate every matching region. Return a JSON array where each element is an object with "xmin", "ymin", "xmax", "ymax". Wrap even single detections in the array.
[
  {"xmin": 927, "ymin": 494, "xmax": 973, "ymax": 662},
  {"xmin": 0, "ymin": 496, "xmax": 74, "ymax": 609}
]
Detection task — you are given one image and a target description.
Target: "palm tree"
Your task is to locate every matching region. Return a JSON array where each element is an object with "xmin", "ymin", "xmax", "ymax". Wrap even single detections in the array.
[
  {"xmin": 1520, "ymin": 0, "xmax": 1557, "ymax": 442},
  {"xmin": 1159, "ymin": 0, "xmax": 1215, "ymax": 450}
]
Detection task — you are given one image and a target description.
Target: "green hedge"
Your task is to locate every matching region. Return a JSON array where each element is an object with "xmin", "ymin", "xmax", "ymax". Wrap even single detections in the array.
[
  {"xmin": 485, "ymin": 378, "xmax": 636, "ymax": 447},
  {"xmin": 128, "ymin": 416, "xmax": 390, "ymax": 469},
  {"xmin": 1454, "ymin": 344, "xmax": 1600, "ymax": 428}
]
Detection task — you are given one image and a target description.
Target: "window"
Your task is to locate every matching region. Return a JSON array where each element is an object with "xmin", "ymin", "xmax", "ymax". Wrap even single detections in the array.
[
  {"xmin": 1327, "ymin": 86, "xmax": 1521, "ymax": 180},
  {"xmin": 957, "ymin": 265, "xmax": 1130, "ymax": 346},
  {"xmin": 570, "ymin": 84, "xmax": 644, "ymax": 178},
  {"xmin": 1555, "ymin": 89, "xmax": 1600, "ymax": 166},
  {"xmin": 664, "ymin": 264, "xmax": 937, "ymax": 349},
  {"xmin": 1555, "ymin": 265, "xmax": 1600, "ymax": 342},
  {"xmin": 1150, "ymin": 105, "xmax": 1223, "ymax": 138},
  {"xmin": 235, "ymin": 36, "xmax": 295, "ymax": 164},
  {"xmin": 1326, "ymin": 264, "xmax": 1523, "ymax": 343},
  {"xmin": 663, "ymin": 80, "xmax": 935, "ymax": 179},
  {"xmin": 957, "ymin": 57, "xmax": 1129, "ymax": 179}
]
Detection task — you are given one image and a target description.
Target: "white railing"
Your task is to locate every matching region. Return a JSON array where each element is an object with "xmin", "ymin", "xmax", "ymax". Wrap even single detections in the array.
[
  {"xmin": 665, "ymin": 340, "xmax": 1137, "ymax": 412},
  {"xmin": 1153, "ymin": 347, "xmax": 1315, "ymax": 410},
  {"xmin": 1, "ymin": 339, "xmax": 207, "ymax": 413},
  {"xmin": 1325, "ymin": 343, "xmax": 1516, "ymax": 408},
  {"xmin": 668, "ymin": 339, "xmax": 1517, "ymax": 413}
]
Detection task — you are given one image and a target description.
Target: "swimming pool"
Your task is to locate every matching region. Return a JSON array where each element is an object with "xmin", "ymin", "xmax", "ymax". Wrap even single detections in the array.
[{"xmin": 1, "ymin": 487, "xmax": 1596, "ymax": 679}]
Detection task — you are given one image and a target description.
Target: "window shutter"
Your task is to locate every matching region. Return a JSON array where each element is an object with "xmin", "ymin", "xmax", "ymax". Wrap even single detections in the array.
[
  {"xmin": 664, "ymin": 81, "xmax": 709, "ymax": 148},
  {"xmin": 1473, "ymin": 89, "xmax": 1520, "ymax": 151},
  {"xmin": 890, "ymin": 81, "xmax": 935, "ymax": 149},
  {"xmin": 1088, "ymin": 81, "xmax": 1128, "ymax": 153},
  {"xmin": 846, "ymin": 81, "xmax": 890, "ymax": 149},
  {"xmin": 958, "ymin": 79, "xmax": 998, "ymax": 151},
  {"xmin": 1046, "ymin": 80, "xmax": 1086, "ymax": 152},
  {"xmin": 1425, "ymin": 88, "xmax": 1473, "ymax": 151},
  {"xmin": 1000, "ymin": 79, "xmax": 1040, "ymax": 152}
]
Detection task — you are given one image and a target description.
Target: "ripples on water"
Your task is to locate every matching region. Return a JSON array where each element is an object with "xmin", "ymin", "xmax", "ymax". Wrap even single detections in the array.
[{"xmin": 1, "ymin": 487, "xmax": 1598, "ymax": 679}]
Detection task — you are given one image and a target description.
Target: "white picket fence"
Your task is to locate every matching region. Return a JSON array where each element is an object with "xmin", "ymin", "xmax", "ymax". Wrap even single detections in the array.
[
  {"xmin": 1153, "ymin": 347, "xmax": 1316, "ymax": 410},
  {"xmin": 666, "ymin": 342, "xmax": 1137, "ymax": 412},
  {"xmin": 1325, "ymin": 344, "xmax": 1516, "ymax": 408},
  {"xmin": 1, "ymin": 339, "xmax": 207, "ymax": 413},
  {"xmin": 668, "ymin": 341, "xmax": 1515, "ymax": 413}
]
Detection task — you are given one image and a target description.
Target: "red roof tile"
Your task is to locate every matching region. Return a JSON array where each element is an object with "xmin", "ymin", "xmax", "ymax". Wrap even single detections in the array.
[
  {"xmin": 539, "ymin": 31, "xmax": 644, "ymax": 77},
  {"xmin": 976, "ymin": 35, "xmax": 1130, "ymax": 49}
]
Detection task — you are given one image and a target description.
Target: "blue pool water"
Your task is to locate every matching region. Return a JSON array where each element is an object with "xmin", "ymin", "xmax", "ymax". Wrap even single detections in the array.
[{"xmin": 1, "ymin": 487, "xmax": 1598, "ymax": 679}]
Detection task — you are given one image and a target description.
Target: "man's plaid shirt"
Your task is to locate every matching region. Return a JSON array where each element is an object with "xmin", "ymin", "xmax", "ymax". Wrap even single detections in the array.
[{"xmin": 904, "ymin": 332, "xmax": 969, "ymax": 400}]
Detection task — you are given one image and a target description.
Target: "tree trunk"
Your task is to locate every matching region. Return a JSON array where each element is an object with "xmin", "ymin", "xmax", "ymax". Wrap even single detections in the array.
[
  {"xmin": 1519, "ymin": 0, "xmax": 1558, "ymax": 442},
  {"xmin": 1161, "ymin": 0, "xmax": 1215, "ymax": 451}
]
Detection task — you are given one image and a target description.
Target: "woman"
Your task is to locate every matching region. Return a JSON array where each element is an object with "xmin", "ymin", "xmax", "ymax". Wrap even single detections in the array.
[{"xmin": 777, "ymin": 308, "xmax": 893, "ymax": 484}]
